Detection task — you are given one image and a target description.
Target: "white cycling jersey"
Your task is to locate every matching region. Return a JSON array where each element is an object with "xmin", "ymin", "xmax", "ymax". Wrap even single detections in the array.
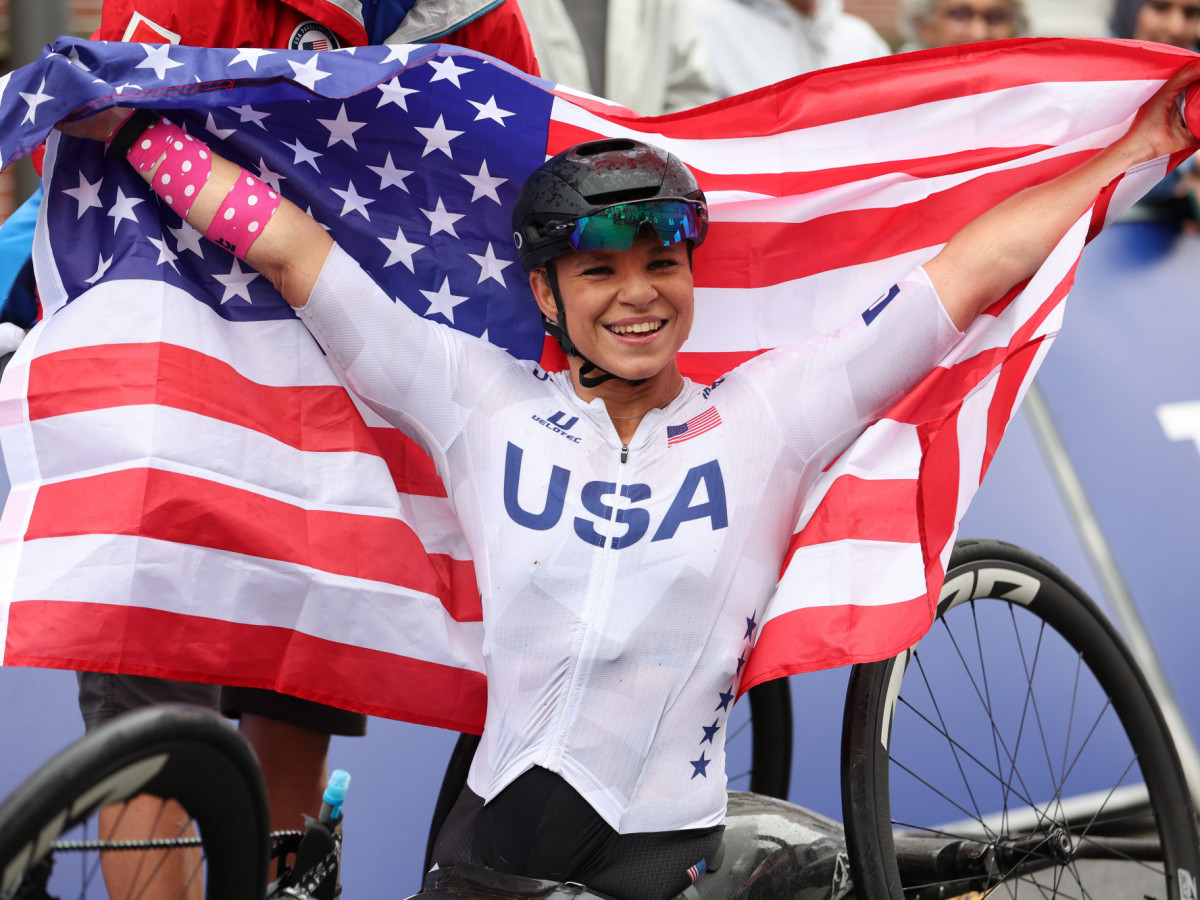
[{"xmin": 298, "ymin": 244, "xmax": 962, "ymax": 833}]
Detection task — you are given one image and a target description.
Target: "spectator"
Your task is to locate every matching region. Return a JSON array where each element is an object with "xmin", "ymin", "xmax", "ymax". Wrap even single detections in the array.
[
  {"xmin": 899, "ymin": 0, "xmax": 1028, "ymax": 49},
  {"xmin": 1111, "ymin": 0, "xmax": 1200, "ymax": 49},
  {"xmin": 693, "ymin": 0, "xmax": 890, "ymax": 97},
  {"xmin": 1110, "ymin": 0, "xmax": 1200, "ymax": 215},
  {"xmin": 515, "ymin": 0, "xmax": 720, "ymax": 113}
]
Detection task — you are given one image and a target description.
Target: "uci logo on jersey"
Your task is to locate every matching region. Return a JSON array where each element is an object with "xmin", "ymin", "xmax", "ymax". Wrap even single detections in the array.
[{"xmin": 502, "ymin": 442, "xmax": 728, "ymax": 548}]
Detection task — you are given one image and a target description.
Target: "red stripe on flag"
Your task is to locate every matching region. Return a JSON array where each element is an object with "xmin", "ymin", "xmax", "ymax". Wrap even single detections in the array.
[
  {"xmin": 740, "ymin": 593, "xmax": 935, "ymax": 691},
  {"xmin": 25, "ymin": 469, "xmax": 482, "ymax": 621},
  {"xmin": 368, "ymin": 427, "xmax": 448, "ymax": 498},
  {"xmin": 784, "ymin": 477, "xmax": 921, "ymax": 565},
  {"xmin": 915, "ymin": 415, "xmax": 965, "ymax": 575},
  {"xmin": 555, "ymin": 40, "xmax": 1188, "ymax": 140},
  {"xmin": 981, "ymin": 339, "xmax": 1042, "ymax": 483},
  {"xmin": 4, "ymin": 601, "xmax": 486, "ymax": 731},
  {"xmin": 693, "ymin": 152, "xmax": 1095, "ymax": 289},
  {"xmin": 28, "ymin": 343, "xmax": 450, "ymax": 498},
  {"xmin": 28, "ymin": 342, "xmax": 372, "ymax": 453},
  {"xmin": 548, "ymin": 119, "xmax": 1052, "ymax": 197}
]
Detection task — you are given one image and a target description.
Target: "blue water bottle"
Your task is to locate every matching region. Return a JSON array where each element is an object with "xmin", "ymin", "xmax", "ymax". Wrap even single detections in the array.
[
  {"xmin": 284, "ymin": 769, "xmax": 350, "ymax": 899},
  {"xmin": 320, "ymin": 769, "xmax": 351, "ymax": 828}
]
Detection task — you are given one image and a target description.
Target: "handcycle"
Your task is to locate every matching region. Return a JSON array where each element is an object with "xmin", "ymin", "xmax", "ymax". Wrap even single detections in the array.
[{"xmin": 1, "ymin": 539, "xmax": 1197, "ymax": 900}]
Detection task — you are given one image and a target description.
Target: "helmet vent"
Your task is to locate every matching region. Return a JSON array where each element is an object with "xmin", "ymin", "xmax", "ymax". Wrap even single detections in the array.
[
  {"xmin": 586, "ymin": 186, "xmax": 661, "ymax": 205},
  {"xmin": 572, "ymin": 138, "xmax": 639, "ymax": 156}
]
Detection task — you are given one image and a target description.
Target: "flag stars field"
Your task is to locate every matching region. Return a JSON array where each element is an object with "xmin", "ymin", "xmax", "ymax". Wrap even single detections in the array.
[
  {"xmin": 428, "ymin": 55, "xmax": 473, "ymax": 89},
  {"xmin": 136, "ymin": 43, "xmax": 182, "ymax": 80},
  {"xmin": 214, "ymin": 258, "xmax": 260, "ymax": 304},
  {"xmin": 63, "ymin": 172, "xmax": 103, "ymax": 218},
  {"xmin": 416, "ymin": 114, "xmax": 464, "ymax": 158},
  {"xmin": 286, "ymin": 54, "xmax": 331, "ymax": 91},
  {"xmin": 421, "ymin": 277, "xmax": 467, "ymax": 323},
  {"xmin": 318, "ymin": 104, "xmax": 366, "ymax": 150},
  {"xmin": 462, "ymin": 160, "xmax": 507, "ymax": 203},
  {"xmin": 229, "ymin": 47, "xmax": 272, "ymax": 71},
  {"xmin": 469, "ymin": 243, "xmax": 514, "ymax": 286},
  {"xmin": 469, "ymin": 96, "xmax": 515, "ymax": 126},
  {"xmin": 377, "ymin": 76, "xmax": 419, "ymax": 110},
  {"xmin": 19, "ymin": 76, "xmax": 52, "ymax": 124},
  {"xmin": 331, "ymin": 180, "xmax": 374, "ymax": 219},
  {"xmin": 232, "ymin": 105, "xmax": 271, "ymax": 130},
  {"xmin": 379, "ymin": 225, "xmax": 424, "ymax": 271},
  {"xmin": 254, "ymin": 158, "xmax": 286, "ymax": 192},
  {"xmin": 422, "ymin": 197, "xmax": 463, "ymax": 237},
  {"xmin": 107, "ymin": 186, "xmax": 143, "ymax": 231},
  {"xmin": 367, "ymin": 152, "xmax": 413, "ymax": 191}
]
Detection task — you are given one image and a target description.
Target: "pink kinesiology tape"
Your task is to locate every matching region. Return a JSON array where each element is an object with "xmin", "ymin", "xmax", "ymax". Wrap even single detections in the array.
[
  {"xmin": 204, "ymin": 170, "xmax": 282, "ymax": 260},
  {"xmin": 127, "ymin": 120, "xmax": 213, "ymax": 219}
]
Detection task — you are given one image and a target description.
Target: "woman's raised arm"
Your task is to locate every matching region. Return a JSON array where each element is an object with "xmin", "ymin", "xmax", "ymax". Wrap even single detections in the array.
[
  {"xmin": 925, "ymin": 59, "xmax": 1200, "ymax": 331},
  {"xmin": 59, "ymin": 107, "xmax": 333, "ymax": 308}
]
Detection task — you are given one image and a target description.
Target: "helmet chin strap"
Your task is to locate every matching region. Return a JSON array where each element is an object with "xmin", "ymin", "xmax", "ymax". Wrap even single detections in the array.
[{"xmin": 543, "ymin": 260, "xmax": 647, "ymax": 389}]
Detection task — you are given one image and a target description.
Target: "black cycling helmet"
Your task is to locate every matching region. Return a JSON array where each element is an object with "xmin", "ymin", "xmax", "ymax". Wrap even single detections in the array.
[
  {"xmin": 512, "ymin": 138, "xmax": 708, "ymax": 385},
  {"xmin": 513, "ymin": 138, "xmax": 708, "ymax": 271}
]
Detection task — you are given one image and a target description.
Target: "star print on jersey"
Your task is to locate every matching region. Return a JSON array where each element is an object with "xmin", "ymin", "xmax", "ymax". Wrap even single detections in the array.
[
  {"xmin": 31, "ymin": 41, "xmax": 547, "ymax": 352},
  {"xmin": 690, "ymin": 604, "xmax": 761, "ymax": 783}
]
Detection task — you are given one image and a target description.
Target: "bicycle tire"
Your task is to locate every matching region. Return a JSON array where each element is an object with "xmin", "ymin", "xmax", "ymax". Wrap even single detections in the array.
[
  {"xmin": 841, "ymin": 538, "xmax": 1200, "ymax": 899},
  {"xmin": 422, "ymin": 678, "xmax": 793, "ymax": 876},
  {"xmin": 0, "ymin": 703, "xmax": 270, "ymax": 900}
]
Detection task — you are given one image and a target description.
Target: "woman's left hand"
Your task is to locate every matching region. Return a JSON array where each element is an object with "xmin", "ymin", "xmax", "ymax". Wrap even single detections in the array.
[
  {"xmin": 1124, "ymin": 58, "xmax": 1200, "ymax": 162},
  {"xmin": 56, "ymin": 107, "xmax": 132, "ymax": 143}
]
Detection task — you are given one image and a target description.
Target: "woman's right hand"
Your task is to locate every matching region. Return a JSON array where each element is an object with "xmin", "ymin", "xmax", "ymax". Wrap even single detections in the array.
[{"xmin": 56, "ymin": 107, "xmax": 133, "ymax": 143}]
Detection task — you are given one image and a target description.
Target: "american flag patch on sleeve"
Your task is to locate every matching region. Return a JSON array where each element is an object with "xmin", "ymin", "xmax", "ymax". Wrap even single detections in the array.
[{"xmin": 667, "ymin": 407, "xmax": 722, "ymax": 447}]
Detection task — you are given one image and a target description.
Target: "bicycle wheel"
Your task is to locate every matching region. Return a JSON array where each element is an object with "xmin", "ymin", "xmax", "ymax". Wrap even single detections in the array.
[
  {"xmin": 423, "ymin": 678, "xmax": 793, "ymax": 875},
  {"xmin": 0, "ymin": 703, "xmax": 270, "ymax": 900},
  {"xmin": 841, "ymin": 538, "xmax": 1200, "ymax": 899}
]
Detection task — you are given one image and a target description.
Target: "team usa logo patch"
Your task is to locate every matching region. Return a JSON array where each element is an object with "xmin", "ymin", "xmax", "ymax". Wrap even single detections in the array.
[
  {"xmin": 667, "ymin": 407, "xmax": 722, "ymax": 446},
  {"xmin": 290, "ymin": 20, "xmax": 340, "ymax": 51}
]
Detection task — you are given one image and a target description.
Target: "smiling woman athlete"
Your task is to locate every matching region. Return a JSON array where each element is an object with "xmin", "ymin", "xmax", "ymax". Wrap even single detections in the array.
[{"xmin": 61, "ymin": 62, "xmax": 1200, "ymax": 900}]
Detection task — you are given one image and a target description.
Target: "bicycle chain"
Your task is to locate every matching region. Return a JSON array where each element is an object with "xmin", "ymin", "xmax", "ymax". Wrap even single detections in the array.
[{"xmin": 50, "ymin": 829, "xmax": 306, "ymax": 852}]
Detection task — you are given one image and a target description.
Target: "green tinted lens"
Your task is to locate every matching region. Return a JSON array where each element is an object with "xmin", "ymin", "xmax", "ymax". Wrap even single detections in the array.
[{"xmin": 569, "ymin": 200, "xmax": 702, "ymax": 253}]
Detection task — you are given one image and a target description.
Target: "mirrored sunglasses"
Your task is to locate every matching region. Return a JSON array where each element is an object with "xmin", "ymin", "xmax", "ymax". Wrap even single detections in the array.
[{"xmin": 549, "ymin": 199, "xmax": 707, "ymax": 254}]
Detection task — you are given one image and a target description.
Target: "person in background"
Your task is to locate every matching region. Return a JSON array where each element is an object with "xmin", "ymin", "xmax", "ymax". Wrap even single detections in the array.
[
  {"xmin": 1110, "ymin": 0, "xmax": 1200, "ymax": 214},
  {"xmin": 515, "ymin": 0, "xmax": 720, "ymax": 114},
  {"xmin": 898, "ymin": 0, "xmax": 1028, "ymax": 49},
  {"xmin": 1111, "ymin": 0, "xmax": 1200, "ymax": 52},
  {"xmin": 693, "ymin": 0, "xmax": 890, "ymax": 98}
]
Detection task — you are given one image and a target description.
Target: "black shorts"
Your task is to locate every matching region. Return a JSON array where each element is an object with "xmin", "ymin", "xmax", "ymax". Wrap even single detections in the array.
[
  {"xmin": 76, "ymin": 672, "xmax": 221, "ymax": 731},
  {"xmin": 76, "ymin": 673, "xmax": 366, "ymax": 736},
  {"xmin": 220, "ymin": 686, "xmax": 367, "ymax": 736},
  {"xmin": 430, "ymin": 766, "xmax": 723, "ymax": 900}
]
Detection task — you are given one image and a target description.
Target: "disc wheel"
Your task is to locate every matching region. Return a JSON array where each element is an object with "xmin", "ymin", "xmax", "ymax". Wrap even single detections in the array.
[{"xmin": 841, "ymin": 538, "xmax": 1200, "ymax": 899}]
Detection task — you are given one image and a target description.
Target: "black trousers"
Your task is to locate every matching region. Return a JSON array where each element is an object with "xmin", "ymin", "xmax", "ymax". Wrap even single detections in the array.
[{"xmin": 430, "ymin": 766, "xmax": 723, "ymax": 900}]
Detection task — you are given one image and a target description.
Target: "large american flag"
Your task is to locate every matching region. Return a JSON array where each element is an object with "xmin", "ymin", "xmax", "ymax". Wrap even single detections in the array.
[{"xmin": 0, "ymin": 36, "xmax": 1190, "ymax": 731}]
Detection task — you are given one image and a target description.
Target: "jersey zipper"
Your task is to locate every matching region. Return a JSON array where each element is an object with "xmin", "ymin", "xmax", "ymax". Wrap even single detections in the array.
[{"xmin": 544, "ymin": 435, "xmax": 630, "ymax": 767}]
